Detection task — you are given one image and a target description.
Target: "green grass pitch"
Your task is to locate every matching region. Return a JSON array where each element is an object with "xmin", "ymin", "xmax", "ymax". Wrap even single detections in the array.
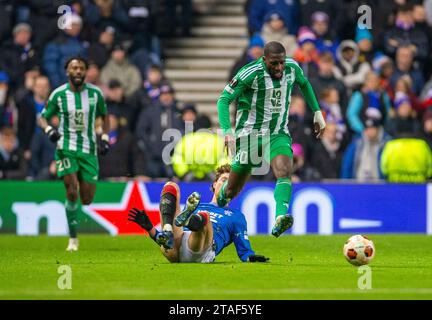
[{"xmin": 1, "ymin": 234, "xmax": 432, "ymax": 300}]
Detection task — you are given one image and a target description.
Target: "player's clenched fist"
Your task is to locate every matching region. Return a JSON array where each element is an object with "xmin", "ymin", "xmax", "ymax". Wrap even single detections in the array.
[
  {"xmin": 44, "ymin": 125, "xmax": 61, "ymax": 143},
  {"xmin": 98, "ymin": 134, "xmax": 110, "ymax": 156}
]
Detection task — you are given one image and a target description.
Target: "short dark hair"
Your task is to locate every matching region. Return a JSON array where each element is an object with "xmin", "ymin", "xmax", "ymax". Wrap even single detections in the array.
[
  {"xmin": 64, "ymin": 56, "xmax": 89, "ymax": 70},
  {"xmin": 264, "ymin": 41, "xmax": 286, "ymax": 56},
  {"xmin": 211, "ymin": 164, "xmax": 231, "ymax": 192}
]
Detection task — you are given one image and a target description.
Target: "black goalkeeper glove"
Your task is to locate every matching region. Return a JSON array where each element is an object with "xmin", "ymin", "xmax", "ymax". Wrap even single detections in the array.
[
  {"xmin": 248, "ymin": 254, "xmax": 270, "ymax": 262},
  {"xmin": 98, "ymin": 134, "xmax": 110, "ymax": 156},
  {"xmin": 44, "ymin": 126, "xmax": 61, "ymax": 143},
  {"xmin": 128, "ymin": 207, "xmax": 154, "ymax": 231}
]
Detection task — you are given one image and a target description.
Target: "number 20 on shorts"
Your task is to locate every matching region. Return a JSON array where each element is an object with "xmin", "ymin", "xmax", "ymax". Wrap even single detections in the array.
[{"xmin": 57, "ymin": 158, "xmax": 71, "ymax": 172}]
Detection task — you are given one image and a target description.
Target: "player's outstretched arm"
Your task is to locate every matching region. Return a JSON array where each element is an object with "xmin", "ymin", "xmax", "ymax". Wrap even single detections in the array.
[
  {"xmin": 128, "ymin": 207, "xmax": 158, "ymax": 239},
  {"xmin": 293, "ymin": 64, "xmax": 326, "ymax": 138}
]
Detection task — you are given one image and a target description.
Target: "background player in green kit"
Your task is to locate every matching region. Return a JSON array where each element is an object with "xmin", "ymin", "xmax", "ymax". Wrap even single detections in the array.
[
  {"xmin": 216, "ymin": 41, "xmax": 326, "ymax": 237},
  {"xmin": 39, "ymin": 57, "xmax": 110, "ymax": 251}
]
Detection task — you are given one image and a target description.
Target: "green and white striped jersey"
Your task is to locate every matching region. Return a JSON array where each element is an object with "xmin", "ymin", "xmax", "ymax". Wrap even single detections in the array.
[
  {"xmin": 41, "ymin": 83, "xmax": 107, "ymax": 155},
  {"xmin": 217, "ymin": 56, "xmax": 319, "ymax": 138}
]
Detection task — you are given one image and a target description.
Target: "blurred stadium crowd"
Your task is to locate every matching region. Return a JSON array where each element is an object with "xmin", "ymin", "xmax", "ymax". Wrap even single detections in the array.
[{"xmin": 0, "ymin": 0, "xmax": 431, "ymax": 183}]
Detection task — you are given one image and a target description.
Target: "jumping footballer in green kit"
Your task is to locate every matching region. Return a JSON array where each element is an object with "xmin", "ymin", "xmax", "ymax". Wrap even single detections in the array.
[
  {"xmin": 216, "ymin": 41, "xmax": 326, "ymax": 237},
  {"xmin": 39, "ymin": 56, "xmax": 110, "ymax": 251}
]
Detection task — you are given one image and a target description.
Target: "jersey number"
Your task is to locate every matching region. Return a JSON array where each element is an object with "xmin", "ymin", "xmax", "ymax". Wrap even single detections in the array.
[
  {"xmin": 57, "ymin": 158, "xmax": 71, "ymax": 172},
  {"xmin": 271, "ymin": 89, "xmax": 282, "ymax": 110},
  {"xmin": 74, "ymin": 110, "xmax": 84, "ymax": 131},
  {"xmin": 235, "ymin": 150, "xmax": 248, "ymax": 164}
]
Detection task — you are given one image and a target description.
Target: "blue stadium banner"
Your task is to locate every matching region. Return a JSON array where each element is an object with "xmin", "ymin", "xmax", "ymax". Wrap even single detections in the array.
[
  {"xmin": 180, "ymin": 182, "xmax": 432, "ymax": 235},
  {"xmin": 1, "ymin": 181, "xmax": 431, "ymax": 235}
]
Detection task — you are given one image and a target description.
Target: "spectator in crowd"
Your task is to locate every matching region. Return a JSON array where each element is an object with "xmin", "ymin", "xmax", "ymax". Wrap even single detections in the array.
[
  {"xmin": 0, "ymin": 23, "xmax": 40, "ymax": 91},
  {"xmin": 386, "ymin": 92, "xmax": 421, "ymax": 137},
  {"xmin": 413, "ymin": 3, "xmax": 432, "ymax": 48},
  {"xmin": 310, "ymin": 11, "xmax": 338, "ymax": 57},
  {"xmin": 292, "ymin": 27, "xmax": 320, "ymax": 77},
  {"xmin": 28, "ymin": 115, "xmax": 57, "ymax": 180},
  {"xmin": 100, "ymin": 42, "xmax": 142, "ymax": 98},
  {"xmin": 16, "ymin": 75, "xmax": 50, "ymax": 162},
  {"xmin": 0, "ymin": 71, "xmax": 14, "ymax": 128},
  {"xmin": 381, "ymin": 135, "xmax": 432, "ymax": 183},
  {"xmin": 288, "ymin": 95, "xmax": 315, "ymax": 165},
  {"xmin": 43, "ymin": 14, "xmax": 88, "ymax": 88},
  {"xmin": 393, "ymin": 75, "xmax": 423, "ymax": 113},
  {"xmin": 248, "ymin": 0, "xmax": 300, "ymax": 36},
  {"xmin": 384, "ymin": 3, "xmax": 429, "ymax": 66},
  {"xmin": 319, "ymin": 88, "xmax": 346, "ymax": 142},
  {"xmin": 0, "ymin": 127, "xmax": 27, "ymax": 179},
  {"xmin": 128, "ymin": 66, "xmax": 171, "ymax": 131},
  {"xmin": 123, "ymin": 0, "xmax": 159, "ymax": 52},
  {"xmin": 171, "ymin": 131, "xmax": 228, "ymax": 181},
  {"xmin": 84, "ymin": 0, "xmax": 129, "ymax": 39},
  {"xmin": 341, "ymin": 116, "xmax": 391, "ymax": 181},
  {"xmin": 229, "ymin": 35, "xmax": 264, "ymax": 80},
  {"xmin": 311, "ymin": 122, "xmax": 343, "ymax": 180},
  {"xmin": 98, "ymin": 107, "xmax": 140, "ymax": 180},
  {"xmin": 180, "ymin": 104, "xmax": 212, "ymax": 132},
  {"xmin": 355, "ymin": 27, "xmax": 374, "ymax": 64},
  {"xmin": 105, "ymin": 79, "xmax": 132, "ymax": 127},
  {"xmin": 300, "ymin": 0, "xmax": 339, "ymax": 31},
  {"xmin": 135, "ymin": 84, "xmax": 183, "ymax": 178},
  {"xmin": 390, "ymin": 45, "xmax": 424, "ymax": 95},
  {"xmin": 259, "ymin": 11, "xmax": 297, "ymax": 57},
  {"xmin": 373, "ymin": 53, "xmax": 395, "ymax": 100},
  {"xmin": 334, "ymin": 40, "xmax": 371, "ymax": 94},
  {"xmin": 88, "ymin": 25, "xmax": 116, "ymax": 68},
  {"xmin": 309, "ymin": 52, "xmax": 347, "ymax": 112},
  {"xmin": 165, "ymin": 0, "xmax": 192, "ymax": 37},
  {"xmin": 422, "ymin": 108, "xmax": 432, "ymax": 148},
  {"xmin": 84, "ymin": 61, "xmax": 109, "ymax": 95},
  {"xmin": 142, "ymin": 65, "xmax": 168, "ymax": 103},
  {"xmin": 0, "ymin": 1, "xmax": 13, "ymax": 44},
  {"xmin": 181, "ymin": 104, "xmax": 198, "ymax": 130},
  {"xmin": 347, "ymin": 71, "xmax": 392, "ymax": 135},
  {"xmin": 420, "ymin": 85, "xmax": 432, "ymax": 110},
  {"xmin": 26, "ymin": 0, "xmax": 62, "ymax": 49}
]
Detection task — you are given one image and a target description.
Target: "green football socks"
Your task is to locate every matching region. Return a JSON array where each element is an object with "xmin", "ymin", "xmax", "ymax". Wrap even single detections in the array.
[
  {"xmin": 65, "ymin": 199, "xmax": 78, "ymax": 238},
  {"xmin": 274, "ymin": 177, "xmax": 292, "ymax": 218}
]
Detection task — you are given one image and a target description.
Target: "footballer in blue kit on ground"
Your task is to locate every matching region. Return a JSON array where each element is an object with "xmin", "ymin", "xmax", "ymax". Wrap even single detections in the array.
[{"xmin": 128, "ymin": 164, "xmax": 269, "ymax": 263}]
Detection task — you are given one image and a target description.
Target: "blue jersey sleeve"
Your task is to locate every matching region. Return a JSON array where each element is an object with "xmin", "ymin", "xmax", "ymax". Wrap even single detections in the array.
[{"xmin": 233, "ymin": 213, "xmax": 255, "ymax": 262}]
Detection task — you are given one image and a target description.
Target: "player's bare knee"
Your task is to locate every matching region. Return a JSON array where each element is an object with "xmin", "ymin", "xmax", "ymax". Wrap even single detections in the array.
[{"xmin": 274, "ymin": 164, "xmax": 292, "ymax": 179}]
